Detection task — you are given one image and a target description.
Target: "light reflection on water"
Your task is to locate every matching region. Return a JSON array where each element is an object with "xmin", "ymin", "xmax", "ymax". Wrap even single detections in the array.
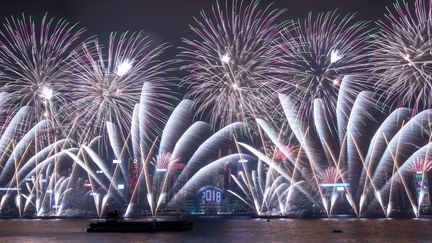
[{"xmin": 0, "ymin": 217, "xmax": 431, "ymax": 243}]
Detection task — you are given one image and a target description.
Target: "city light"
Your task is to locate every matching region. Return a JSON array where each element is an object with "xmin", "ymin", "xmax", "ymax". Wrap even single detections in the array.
[
  {"xmin": 0, "ymin": 1, "xmax": 431, "ymax": 221},
  {"xmin": 336, "ymin": 187, "xmax": 345, "ymax": 192},
  {"xmin": 319, "ymin": 183, "xmax": 350, "ymax": 188}
]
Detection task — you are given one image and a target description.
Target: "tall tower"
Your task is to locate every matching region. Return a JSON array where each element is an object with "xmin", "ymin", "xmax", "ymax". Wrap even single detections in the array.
[
  {"xmin": 410, "ymin": 157, "xmax": 432, "ymax": 214},
  {"xmin": 414, "ymin": 172, "xmax": 432, "ymax": 213}
]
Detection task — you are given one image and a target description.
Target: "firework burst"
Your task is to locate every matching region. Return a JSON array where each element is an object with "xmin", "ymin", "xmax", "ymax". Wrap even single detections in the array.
[
  {"xmin": 153, "ymin": 152, "xmax": 179, "ymax": 171},
  {"xmin": 409, "ymin": 157, "xmax": 432, "ymax": 174},
  {"xmin": 0, "ymin": 14, "xmax": 85, "ymax": 122},
  {"xmin": 63, "ymin": 31, "xmax": 174, "ymax": 142},
  {"xmin": 273, "ymin": 144, "xmax": 298, "ymax": 161},
  {"xmin": 372, "ymin": 0, "xmax": 432, "ymax": 112},
  {"xmin": 319, "ymin": 167, "xmax": 345, "ymax": 184},
  {"xmin": 274, "ymin": 10, "xmax": 370, "ymax": 123},
  {"xmin": 180, "ymin": 0, "xmax": 286, "ymax": 128}
]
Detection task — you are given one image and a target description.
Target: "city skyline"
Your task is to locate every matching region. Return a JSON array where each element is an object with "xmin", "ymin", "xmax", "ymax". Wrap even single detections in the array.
[{"xmin": 0, "ymin": 0, "xmax": 431, "ymax": 220}]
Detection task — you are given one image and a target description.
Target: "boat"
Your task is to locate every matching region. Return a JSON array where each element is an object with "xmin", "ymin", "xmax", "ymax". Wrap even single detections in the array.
[{"xmin": 87, "ymin": 211, "xmax": 194, "ymax": 233}]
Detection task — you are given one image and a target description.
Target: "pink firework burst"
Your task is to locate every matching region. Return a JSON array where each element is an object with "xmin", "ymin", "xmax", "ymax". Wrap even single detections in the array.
[
  {"xmin": 273, "ymin": 144, "xmax": 298, "ymax": 161},
  {"xmin": 153, "ymin": 152, "xmax": 179, "ymax": 171},
  {"xmin": 409, "ymin": 157, "xmax": 432, "ymax": 174},
  {"xmin": 319, "ymin": 167, "xmax": 345, "ymax": 184}
]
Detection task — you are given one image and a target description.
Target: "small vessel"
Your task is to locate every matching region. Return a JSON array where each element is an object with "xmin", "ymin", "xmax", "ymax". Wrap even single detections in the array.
[{"xmin": 87, "ymin": 211, "xmax": 194, "ymax": 233}]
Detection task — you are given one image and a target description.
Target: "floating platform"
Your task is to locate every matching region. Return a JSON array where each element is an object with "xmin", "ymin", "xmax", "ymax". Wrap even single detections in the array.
[{"xmin": 87, "ymin": 218, "xmax": 193, "ymax": 233}]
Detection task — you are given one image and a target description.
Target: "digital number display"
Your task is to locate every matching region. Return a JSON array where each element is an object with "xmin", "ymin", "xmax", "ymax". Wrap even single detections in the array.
[{"xmin": 201, "ymin": 189, "xmax": 222, "ymax": 203}]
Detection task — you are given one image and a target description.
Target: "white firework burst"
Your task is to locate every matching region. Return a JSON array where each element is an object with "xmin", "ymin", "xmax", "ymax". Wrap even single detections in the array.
[
  {"xmin": 180, "ymin": 0, "xmax": 286, "ymax": 128},
  {"xmin": 63, "ymin": 31, "xmax": 174, "ymax": 142}
]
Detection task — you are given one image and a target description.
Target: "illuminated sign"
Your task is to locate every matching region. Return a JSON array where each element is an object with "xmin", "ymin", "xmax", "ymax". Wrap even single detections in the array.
[
  {"xmin": 238, "ymin": 159, "xmax": 248, "ymax": 163},
  {"xmin": 319, "ymin": 182, "xmax": 350, "ymax": 188},
  {"xmin": 113, "ymin": 159, "xmax": 121, "ymax": 164},
  {"xmin": 336, "ymin": 187, "xmax": 345, "ymax": 192},
  {"xmin": 118, "ymin": 184, "xmax": 125, "ymax": 190},
  {"xmin": 197, "ymin": 185, "xmax": 224, "ymax": 204},
  {"xmin": 0, "ymin": 188, "xmax": 20, "ymax": 191}
]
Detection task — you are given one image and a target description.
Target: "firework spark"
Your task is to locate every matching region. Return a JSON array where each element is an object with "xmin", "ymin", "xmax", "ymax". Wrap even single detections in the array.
[
  {"xmin": 274, "ymin": 10, "xmax": 370, "ymax": 123},
  {"xmin": 372, "ymin": 0, "xmax": 432, "ymax": 112},
  {"xmin": 63, "ymin": 31, "xmax": 174, "ymax": 142},
  {"xmin": 180, "ymin": 0, "xmax": 286, "ymax": 128},
  {"xmin": 0, "ymin": 14, "xmax": 85, "ymax": 121}
]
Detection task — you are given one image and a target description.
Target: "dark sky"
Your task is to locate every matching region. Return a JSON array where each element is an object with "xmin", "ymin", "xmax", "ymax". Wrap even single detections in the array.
[{"xmin": 0, "ymin": 0, "xmax": 396, "ymax": 60}]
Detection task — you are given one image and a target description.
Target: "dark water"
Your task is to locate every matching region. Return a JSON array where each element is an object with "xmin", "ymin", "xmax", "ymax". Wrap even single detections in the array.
[{"xmin": 0, "ymin": 217, "xmax": 431, "ymax": 242}]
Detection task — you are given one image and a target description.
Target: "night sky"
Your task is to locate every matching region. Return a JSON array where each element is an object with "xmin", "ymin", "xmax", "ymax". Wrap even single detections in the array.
[{"xmin": 0, "ymin": 0, "xmax": 396, "ymax": 61}]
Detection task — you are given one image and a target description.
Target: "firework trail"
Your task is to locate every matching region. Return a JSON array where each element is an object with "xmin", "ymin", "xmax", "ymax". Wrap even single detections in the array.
[
  {"xmin": 0, "ymin": 103, "xmax": 77, "ymax": 216},
  {"xmin": 61, "ymin": 98, "xmax": 252, "ymax": 217},
  {"xmin": 180, "ymin": 0, "xmax": 286, "ymax": 128},
  {"xmin": 372, "ymin": 0, "xmax": 432, "ymax": 112},
  {"xmin": 0, "ymin": 14, "xmax": 85, "ymax": 126},
  {"xmin": 274, "ymin": 10, "xmax": 371, "ymax": 125},
  {"xmin": 240, "ymin": 75, "xmax": 432, "ymax": 217},
  {"xmin": 63, "ymin": 31, "xmax": 174, "ymax": 143}
]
